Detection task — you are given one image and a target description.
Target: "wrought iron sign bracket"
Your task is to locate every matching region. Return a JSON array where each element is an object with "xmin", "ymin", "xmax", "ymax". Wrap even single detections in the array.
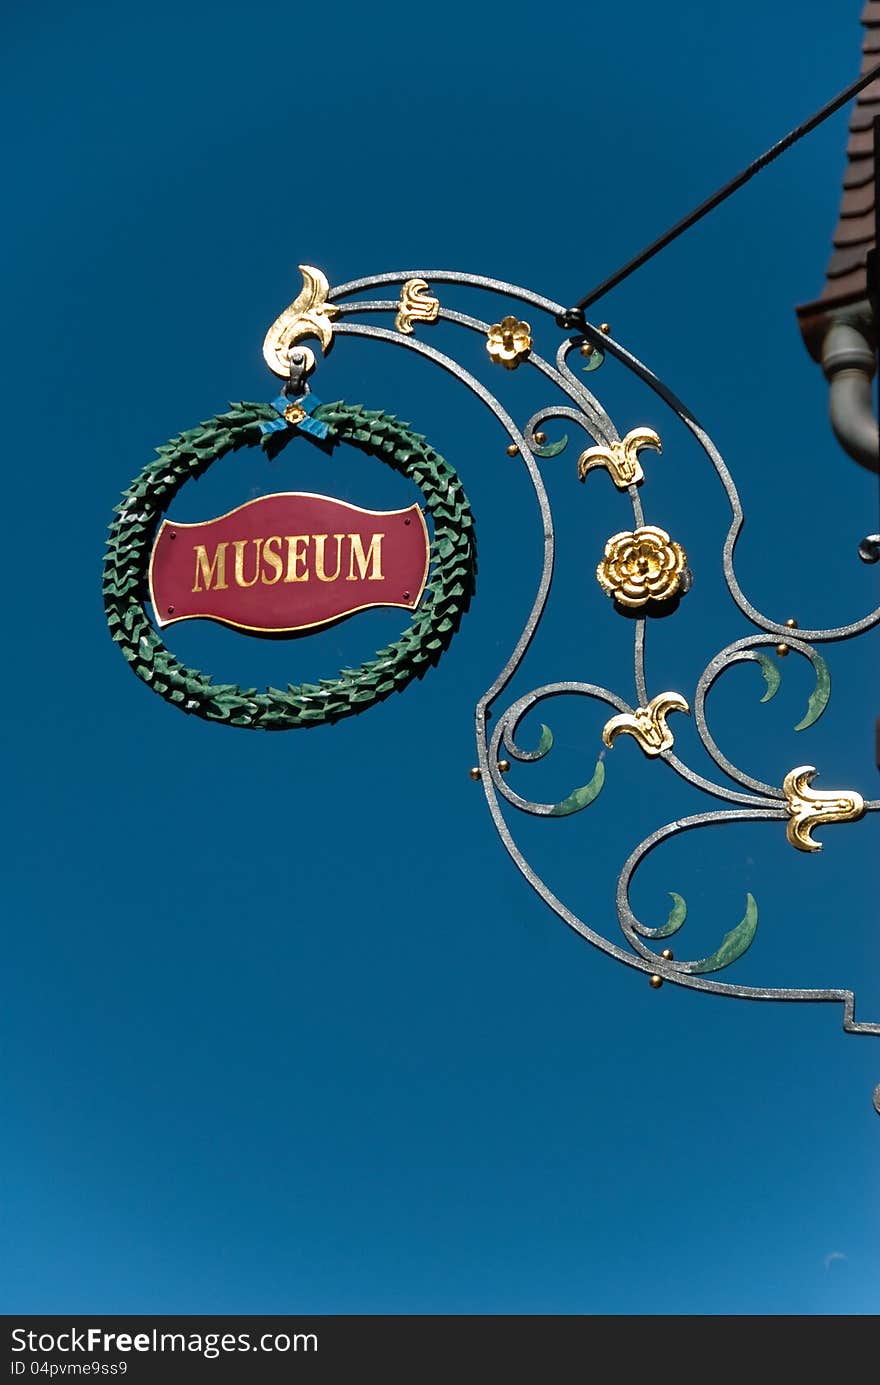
[{"xmin": 103, "ymin": 264, "xmax": 880, "ymax": 1114}]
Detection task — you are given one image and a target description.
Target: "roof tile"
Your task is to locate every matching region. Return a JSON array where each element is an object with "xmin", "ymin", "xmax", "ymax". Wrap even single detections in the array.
[
  {"xmin": 849, "ymin": 101, "xmax": 880, "ymax": 131},
  {"xmin": 845, "ymin": 127, "xmax": 878, "ymax": 156},
  {"xmin": 833, "ymin": 209, "xmax": 877, "ymax": 244},
  {"xmin": 820, "ymin": 269, "xmax": 868, "ymax": 299},
  {"xmin": 839, "ymin": 179, "xmax": 876, "ymax": 214},
  {"xmin": 843, "ymin": 156, "xmax": 875, "ymax": 188}
]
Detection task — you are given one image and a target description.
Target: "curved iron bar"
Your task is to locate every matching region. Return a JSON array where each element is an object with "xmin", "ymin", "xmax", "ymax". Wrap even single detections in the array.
[
  {"xmin": 333, "ymin": 300, "xmax": 616, "ymax": 449},
  {"xmin": 576, "ymin": 321, "xmax": 880, "ymax": 643},
  {"xmin": 486, "ymin": 683, "xmax": 626, "ymax": 815},
  {"xmin": 655, "ymin": 750, "xmax": 779, "ymax": 809},
  {"xmin": 554, "ymin": 337, "xmax": 611, "ymax": 416},
  {"xmin": 522, "ymin": 403, "xmax": 609, "ymax": 453},
  {"xmin": 692, "ymin": 634, "xmax": 836, "ymax": 800},
  {"xmin": 329, "ymin": 319, "xmax": 557, "ymax": 728},
  {"xmin": 633, "ymin": 620, "xmax": 648, "ymax": 706},
  {"xmin": 616, "ymin": 811, "xmax": 880, "ymax": 1032},
  {"xmin": 490, "ymin": 678, "xmax": 779, "ymax": 811},
  {"xmin": 331, "ymin": 269, "xmax": 566, "ymax": 320}
]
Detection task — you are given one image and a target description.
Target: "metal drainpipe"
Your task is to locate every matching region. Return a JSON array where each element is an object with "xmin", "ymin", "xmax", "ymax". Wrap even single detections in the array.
[{"xmin": 821, "ymin": 315, "xmax": 879, "ymax": 474}]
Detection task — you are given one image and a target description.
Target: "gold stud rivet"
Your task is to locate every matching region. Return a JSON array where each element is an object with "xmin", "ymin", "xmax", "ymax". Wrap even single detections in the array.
[
  {"xmin": 469, "ymin": 766, "xmax": 482, "ymax": 781},
  {"xmin": 649, "ymin": 974, "xmax": 663, "ymax": 989},
  {"xmin": 533, "ymin": 431, "xmax": 547, "ymax": 446},
  {"xmin": 777, "ymin": 617, "xmax": 798, "ymax": 658},
  {"xmin": 661, "ymin": 948, "xmax": 674, "ymax": 961},
  {"xmin": 498, "ymin": 759, "xmax": 511, "ymax": 773},
  {"xmin": 506, "ymin": 442, "xmax": 518, "ymax": 457},
  {"xmin": 580, "ymin": 326, "xmax": 609, "ymax": 358}
]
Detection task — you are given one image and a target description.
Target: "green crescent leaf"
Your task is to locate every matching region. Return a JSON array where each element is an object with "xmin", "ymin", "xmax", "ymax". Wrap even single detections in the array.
[
  {"xmin": 634, "ymin": 891, "xmax": 687, "ymax": 940},
  {"xmin": 534, "ymin": 723, "xmax": 554, "ymax": 758},
  {"xmin": 690, "ymin": 893, "xmax": 758, "ymax": 974},
  {"xmin": 533, "ymin": 435, "xmax": 569, "ymax": 459},
  {"xmin": 794, "ymin": 653, "xmax": 831, "ymax": 732},
  {"xmin": 512, "ymin": 723, "xmax": 554, "ymax": 761},
  {"xmin": 549, "ymin": 758, "xmax": 605, "ymax": 816},
  {"xmin": 656, "ymin": 892, "xmax": 687, "ymax": 938},
  {"xmin": 581, "ymin": 349, "xmax": 605, "ymax": 373},
  {"xmin": 753, "ymin": 652, "xmax": 781, "ymax": 703}
]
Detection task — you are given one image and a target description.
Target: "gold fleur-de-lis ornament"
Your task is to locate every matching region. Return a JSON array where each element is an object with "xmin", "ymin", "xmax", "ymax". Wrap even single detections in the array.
[
  {"xmin": 782, "ymin": 766, "xmax": 864, "ymax": 852},
  {"xmin": 602, "ymin": 692, "xmax": 690, "ymax": 757},
  {"xmin": 578, "ymin": 427, "xmax": 662, "ymax": 489}
]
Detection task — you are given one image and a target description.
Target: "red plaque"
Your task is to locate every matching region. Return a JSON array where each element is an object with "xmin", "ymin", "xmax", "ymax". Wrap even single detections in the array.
[{"xmin": 148, "ymin": 492, "xmax": 430, "ymax": 634}]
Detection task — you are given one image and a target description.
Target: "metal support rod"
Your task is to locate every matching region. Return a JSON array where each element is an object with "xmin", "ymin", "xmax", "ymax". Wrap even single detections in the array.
[{"xmin": 558, "ymin": 60, "xmax": 880, "ymax": 327}]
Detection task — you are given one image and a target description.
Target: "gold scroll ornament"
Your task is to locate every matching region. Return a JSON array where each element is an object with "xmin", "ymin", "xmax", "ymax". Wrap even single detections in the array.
[
  {"xmin": 263, "ymin": 265, "xmax": 339, "ymax": 377},
  {"xmin": 395, "ymin": 279, "xmax": 440, "ymax": 334}
]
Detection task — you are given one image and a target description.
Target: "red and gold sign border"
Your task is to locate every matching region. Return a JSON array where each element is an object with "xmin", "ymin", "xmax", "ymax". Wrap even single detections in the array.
[{"xmin": 147, "ymin": 493, "xmax": 430, "ymax": 635}]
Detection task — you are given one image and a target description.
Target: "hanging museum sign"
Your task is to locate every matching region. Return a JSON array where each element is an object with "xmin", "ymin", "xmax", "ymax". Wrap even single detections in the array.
[{"xmin": 103, "ymin": 269, "xmax": 476, "ymax": 730}]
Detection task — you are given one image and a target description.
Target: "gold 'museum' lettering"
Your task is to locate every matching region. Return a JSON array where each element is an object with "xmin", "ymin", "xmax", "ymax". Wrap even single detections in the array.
[
  {"xmin": 314, "ymin": 533, "xmax": 345, "ymax": 583},
  {"xmin": 233, "ymin": 538, "xmax": 262, "ymax": 588},
  {"xmin": 347, "ymin": 533, "xmax": 384, "ymax": 581},
  {"xmin": 190, "ymin": 533, "xmax": 390, "ymax": 589},
  {"xmin": 285, "ymin": 535, "xmax": 310, "ymax": 583},
  {"xmin": 192, "ymin": 542, "xmax": 228, "ymax": 592},
  {"xmin": 261, "ymin": 535, "xmax": 283, "ymax": 585}
]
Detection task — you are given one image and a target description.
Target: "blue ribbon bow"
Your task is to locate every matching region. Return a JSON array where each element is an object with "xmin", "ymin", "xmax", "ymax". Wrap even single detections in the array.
[{"xmin": 259, "ymin": 393, "xmax": 331, "ymax": 445}]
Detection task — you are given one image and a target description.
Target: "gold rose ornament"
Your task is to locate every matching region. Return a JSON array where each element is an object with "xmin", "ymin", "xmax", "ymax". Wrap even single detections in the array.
[
  {"xmin": 597, "ymin": 525, "xmax": 688, "ymax": 608},
  {"xmin": 486, "ymin": 316, "xmax": 532, "ymax": 369}
]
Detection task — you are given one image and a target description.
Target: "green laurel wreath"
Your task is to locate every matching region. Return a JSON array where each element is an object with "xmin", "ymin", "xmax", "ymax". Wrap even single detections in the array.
[{"xmin": 103, "ymin": 400, "xmax": 477, "ymax": 729}]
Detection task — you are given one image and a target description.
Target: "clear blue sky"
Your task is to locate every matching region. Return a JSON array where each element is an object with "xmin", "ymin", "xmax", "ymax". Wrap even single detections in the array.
[{"xmin": 3, "ymin": 0, "xmax": 879, "ymax": 1314}]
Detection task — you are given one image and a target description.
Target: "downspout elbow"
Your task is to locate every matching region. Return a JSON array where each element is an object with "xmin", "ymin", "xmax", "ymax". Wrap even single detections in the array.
[{"xmin": 822, "ymin": 320, "xmax": 879, "ymax": 474}]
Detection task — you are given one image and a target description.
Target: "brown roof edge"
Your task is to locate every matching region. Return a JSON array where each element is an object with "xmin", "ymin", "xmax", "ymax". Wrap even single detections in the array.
[{"xmin": 796, "ymin": 2, "xmax": 878, "ymax": 360}]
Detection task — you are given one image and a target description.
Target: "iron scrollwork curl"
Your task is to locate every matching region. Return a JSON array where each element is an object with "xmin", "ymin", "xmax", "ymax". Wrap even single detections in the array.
[{"xmin": 325, "ymin": 268, "xmax": 880, "ymax": 1066}]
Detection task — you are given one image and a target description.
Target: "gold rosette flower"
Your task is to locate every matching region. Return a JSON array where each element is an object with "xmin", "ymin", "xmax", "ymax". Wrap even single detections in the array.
[
  {"xmin": 596, "ymin": 524, "xmax": 688, "ymax": 608},
  {"xmin": 486, "ymin": 315, "xmax": 532, "ymax": 369}
]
